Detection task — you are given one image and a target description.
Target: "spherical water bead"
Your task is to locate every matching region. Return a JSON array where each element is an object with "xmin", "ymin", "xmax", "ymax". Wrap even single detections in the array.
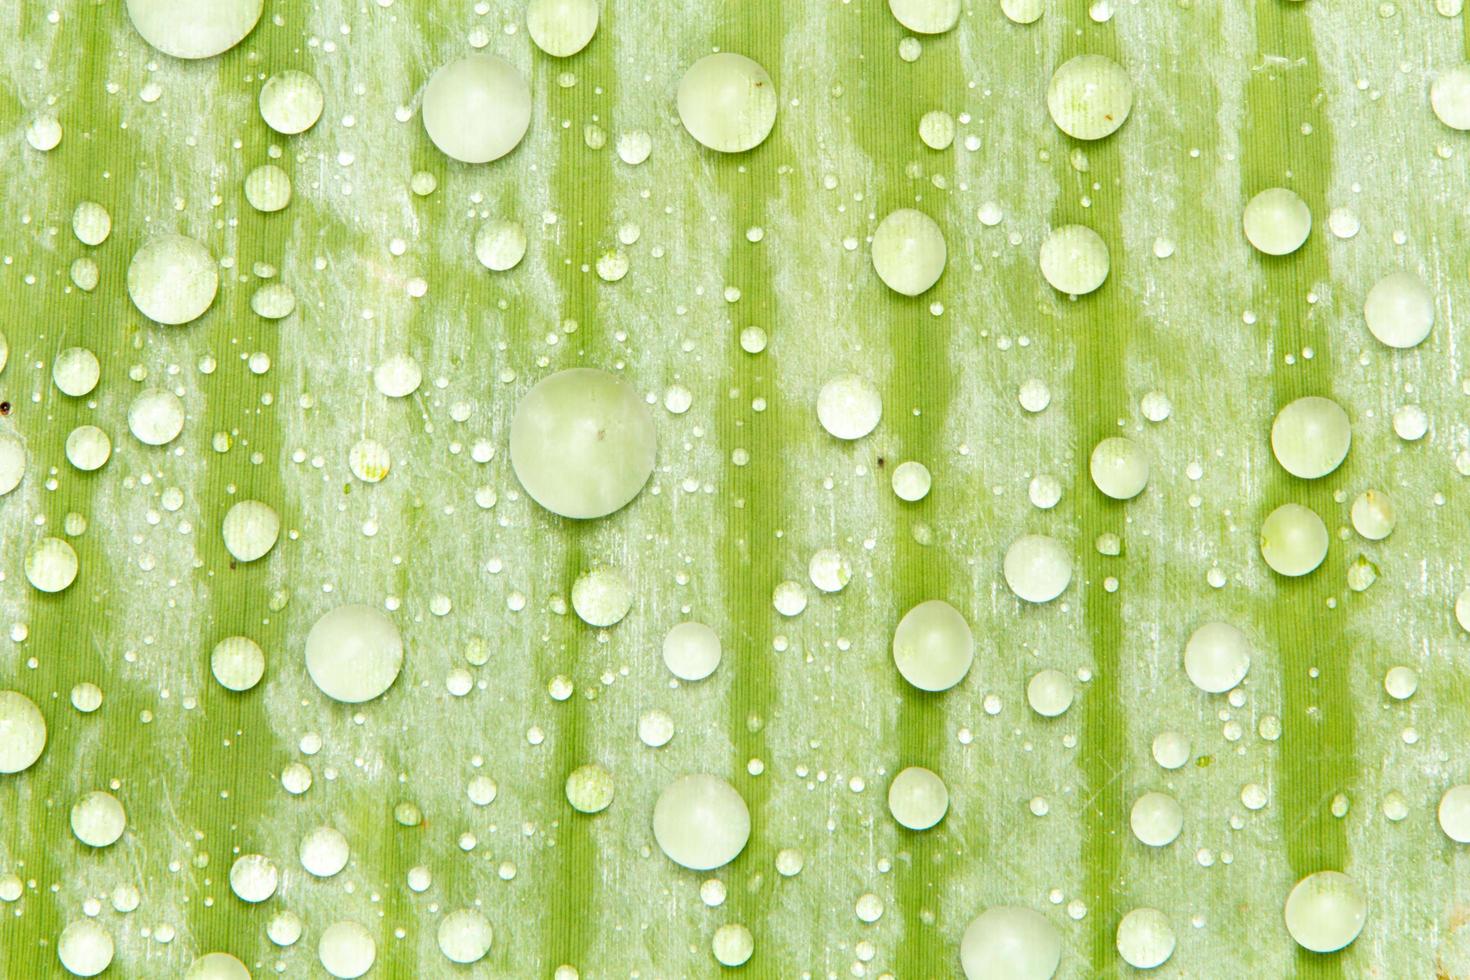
[
  {"xmin": 260, "ymin": 70, "xmax": 324, "ymax": 134},
  {"xmin": 1151, "ymin": 731, "xmax": 1189, "ymax": 769},
  {"xmin": 1089, "ymin": 437, "xmax": 1149, "ymax": 500},
  {"xmin": 245, "ymin": 164, "xmax": 291, "ymax": 213},
  {"xmin": 892, "ymin": 599, "xmax": 974, "ymax": 692},
  {"xmin": 1130, "ymin": 791, "xmax": 1183, "ymax": 847},
  {"xmin": 222, "ymin": 500, "xmax": 280, "ymax": 563},
  {"xmin": 808, "ymin": 549, "xmax": 851, "ymax": 593},
  {"xmin": 708, "ymin": 922, "xmax": 754, "ymax": 967},
  {"xmin": 0, "ymin": 690, "xmax": 47, "ymax": 773},
  {"xmin": 186, "ymin": 952, "xmax": 250, "ymax": 979},
  {"xmin": 71, "ymin": 791, "xmax": 126, "ymax": 847},
  {"xmin": 229, "ymin": 854, "xmax": 279, "ymax": 903},
  {"xmin": 438, "ymin": 909, "xmax": 493, "ymax": 964},
  {"xmin": 72, "ymin": 203, "xmax": 111, "ymax": 246},
  {"xmin": 57, "ymin": 919, "xmax": 114, "ymax": 977},
  {"xmin": 1046, "ymin": 54, "xmax": 1133, "ymax": 140},
  {"xmin": 1458, "ymin": 587, "xmax": 1470, "ymax": 634},
  {"xmin": 374, "ymin": 354, "xmax": 422, "ymax": 398},
  {"xmin": 126, "ymin": 0, "xmax": 261, "ymax": 59},
  {"xmin": 1003, "ymin": 534, "xmax": 1072, "ymax": 603},
  {"xmin": 1363, "ymin": 272, "xmax": 1433, "ymax": 348},
  {"xmin": 53, "ymin": 347, "xmax": 100, "ymax": 397},
  {"xmin": 571, "ymin": 568, "xmax": 633, "ymax": 627},
  {"xmin": 1115, "ymin": 908, "xmax": 1175, "ymax": 970},
  {"xmin": 0, "ymin": 433, "xmax": 23, "ymax": 496},
  {"xmin": 960, "ymin": 907, "xmax": 1061, "ymax": 980},
  {"xmin": 816, "ymin": 374, "xmax": 882, "ymax": 440},
  {"xmin": 128, "ymin": 389, "xmax": 186, "ymax": 446},
  {"xmin": 212, "ymin": 636, "xmax": 266, "ymax": 692},
  {"xmin": 25, "ymin": 537, "xmax": 78, "ymax": 593},
  {"xmin": 1350, "ymin": 490, "xmax": 1393, "ymax": 540},
  {"xmin": 1260, "ymin": 503, "xmax": 1329, "ymax": 577},
  {"xmin": 128, "ymin": 234, "xmax": 218, "ymax": 325},
  {"xmin": 676, "ymin": 53, "xmax": 778, "ymax": 153},
  {"xmin": 871, "ymin": 208, "xmax": 947, "ymax": 296},
  {"xmin": 422, "ymin": 55, "xmax": 531, "ymax": 164},
  {"xmin": 663, "ymin": 621, "xmax": 722, "ymax": 681},
  {"xmin": 1440, "ymin": 785, "xmax": 1470, "ymax": 842},
  {"xmin": 919, "ymin": 110, "xmax": 955, "ymax": 150},
  {"xmin": 65, "ymin": 426, "xmax": 111, "ymax": 472},
  {"xmin": 773, "ymin": 581, "xmax": 808, "ymax": 616},
  {"xmin": 1027, "ymin": 669, "xmax": 1074, "ymax": 717},
  {"xmin": 319, "ymin": 921, "xmax": 376, "ymax": 979},
  {"xmin": 892, "ymin": 461, "xmax": 932, "ymax": 501},
  {"xmin": 268, "ymin": 911, "xmax": 304, "ymax": 947},
  {"xmin": 638, "ymin": 709, "xmax": 674, "ymax": 747},
  {"xmin": 888, "ymin": 0, "xmax": 960, "ymax": 33},
  {"xmin": 887, "ymin": 766, "xmax": 949, "ymax": 830},
  {"xmin": 1431, "ymin": 66, "xmax": 1470, "ymax": 130},
  {"xmin": 1384, "ymin": 665, "xmax": 1418, "ymax": 700},
  {"xmin": 1283, "ymin": 871, "xmax": 1367, "ymax": 953},
  {"xmin": 527, "ymin": 0, "xmax": 598, "ymax": 56},
  {"xmin": 1392, "ymin": 404, "xmax": 1428, "ymax": 442},
  {"xmin": 301, "ymin": 826, "xmax": 350, "ymax": 877},
  {"xmin": 304, "ymin": 604, "xmax": 404, "ymax": 703},
  {"xmin": 1243, "ymin": 188, "xmax": 1311, "ymax": 256},
  {"xmin": 474, "ymin": 220, "xmax": 527, "ymax": 271},
  {"xmin": 71, "ymin": 683, "xmax": 103, "ymax": 713},
  {"xmin": 1039, "ymin": 225, "xmax": 1109, "ymax": 295},
  {"xmin": 565, "ymin": 764, "xmax": 614, "ymax": 813},
  {"xmin": 509, "ymin": 368, "xmax": 656, "ymax": 519},
  {"xmin": 1271, "ymin": 396, "xmax": 1350, "ymax": 479},
  {"xmin": 348, "ymin": 440, "xmax": 391, "ymax": 483},
  {"xmin": 1002, "ymin": 0, "xmax": 1044, "ymax": 23},
  {"xmin": 652, "ymin": 774, "xmax": 750, "ymax": 870},
  {"xmin": 1183, "ymin": 622, "xmax": 1251, "ymax": 694},
  {"xmin": 252, "ymin": 283, "xmax": 296, "ymax": 320}
]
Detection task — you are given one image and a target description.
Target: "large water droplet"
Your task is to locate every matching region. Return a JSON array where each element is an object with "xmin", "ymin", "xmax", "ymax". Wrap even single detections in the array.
[
  {"xmin": 676, "ymin": 54, "xmax": 778, "ymax": 153},
  {"xmin": 887, "ymin": 766, "xmax": 949, "ymax": 830},
  {"xmin": 1271, "ymin": 396, "xmax": 1350, "ymax": 479},
  {"xmin": 960, "ymin": 906, "xmax": 1061, "ymax": 980},
  {"xmin": 126, "ymin": 0, "xmax": 262, "ymax": 59},
  {"xmin": 1003, "ymin": 534, "xmax": 1072, "ymax": 603},
  {"xmin": 0, "ymin": 690, "xmax": 47, "ymax": 773},
  {"xmin": 652, "ymin": 774, "xmax": 750, "ymax": 870},
  {"xmin": 509, "ymin": 368, "xmax": 656, "ymax": 519},
  {"xmin": 1363, "ymin": 271, "xmax": 1433, "ymax": 348},
  {"xmin": 888, "ymin": 0, "xmax": 960, "ymax": 33},
  {"xmin": 527, "ymin": 0, "xmax": 599, "ymax": 57},
  {"xmin": 1283, "ymin": 870, "xmax": 1367, "ymax": 953},
  {"xmin": 892, "ymin": 599, "xmax": 974, "ymax": 692},
  {"xmin": 304, "ymin": 605, "xmax": 404, "ymax": 703},
  {"xmin": 871, "ymin": 208, "xmax": 946, "ymax": 296},
  {"xmin": 260, "ymin": 70, "xmax": 324, "ymax": 134},
  {"xmin": 422, "ymin": 55, "xmax": 532, "ymax": 164},
  {"xmin": 1183, "ymin": 622, "xmax": 1251, "ymax": 694},
  {"xmin": 1046, "ymin": 54, "xmax": 1133, "ymax": 140},
  {"xmin": 1039, "ymin": 225, "xmax": 1109, "ymax": 295},
  {"xmin": 1260, "ymin": 503, "xmax": 1328, "ymax": 577},
  {"xmin": 437, "ymin": 909, "xmax": 493, "ymax": 964},
  {"xmin": 1243, "ymin": 188, "xmax": 1311, "ymax": 256},
  {"xmin": 127, "ymin": 234, "xmax": 218, "ymax": 325}
]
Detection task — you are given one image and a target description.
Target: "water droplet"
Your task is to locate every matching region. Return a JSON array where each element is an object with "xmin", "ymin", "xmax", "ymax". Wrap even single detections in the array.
[
  {"xmin": 871, "ymin": 208, "xmax": 946, "ymax": 296},
  {"xmin": 1243, "ymin": 188, "xmax": 1311, "ymax": 256},
  {"xmin": 423, "ymin": 55, "xmax": 531, "ymax": 163},
  {"xmin": 653, "ymin": 774, "xmax": 750, "ymax": 870},
  {"xmin": 1047, "ymin": 55, "xmax": 1133, "ymax": 140},
  {"xmin": 676, "ymin": 54, "xmax": 778, "ymax": 153},
  {"xmin": 1271, "ymin": 396, "xmax": 1350, "ymax": 479},
  {"xmin": 305, "ymin": 605, "xmax": 404, "ymax": 703},
  {"xmin": 892, "ymin": 600, "xmax": 974, "ymax": 692}
]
